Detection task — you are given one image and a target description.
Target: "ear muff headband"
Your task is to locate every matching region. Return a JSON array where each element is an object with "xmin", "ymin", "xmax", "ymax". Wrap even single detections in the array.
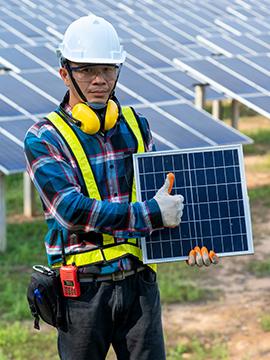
[{"xmin": 72, "ymin": 99, "xmax": 119, "ymax": 135}]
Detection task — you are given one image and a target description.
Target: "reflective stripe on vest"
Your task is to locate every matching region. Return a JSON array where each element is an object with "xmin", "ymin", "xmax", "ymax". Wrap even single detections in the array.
[{"xmin": 47, "ymin": 107, "xmax": 157, "ymax": 272}]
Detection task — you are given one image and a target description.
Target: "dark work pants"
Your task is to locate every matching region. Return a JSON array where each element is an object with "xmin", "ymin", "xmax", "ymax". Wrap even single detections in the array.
[{"xmin": 58, "ymin": 268, "xmax": 166, "ymax": 360}]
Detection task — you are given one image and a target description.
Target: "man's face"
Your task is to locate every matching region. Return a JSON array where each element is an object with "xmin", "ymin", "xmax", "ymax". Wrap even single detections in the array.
[{"xmin": 59, "ymin": 62, "xmax": 118, "ymax": 106}]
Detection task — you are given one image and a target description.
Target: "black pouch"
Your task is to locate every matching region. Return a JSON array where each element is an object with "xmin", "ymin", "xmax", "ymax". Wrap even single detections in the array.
[{"xmin": 27, "ymin": 265, "xmax": 63, "ymax": 330}]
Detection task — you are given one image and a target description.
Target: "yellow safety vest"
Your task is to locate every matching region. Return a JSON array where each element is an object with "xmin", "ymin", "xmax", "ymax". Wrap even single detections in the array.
[{"xmin": 47, "ymin": 107, "xmax": 157, "ymax": 272}]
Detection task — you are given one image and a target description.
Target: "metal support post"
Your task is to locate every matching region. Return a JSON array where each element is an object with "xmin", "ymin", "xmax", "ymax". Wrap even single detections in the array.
[
  {"xmin": 212, "ymin": 99, "xmax": 222, "ymax": 119},
  {"xmin": 0, "ymin": 173, "xmax": 6, "ymax": 252},
  {"xmin": 231, "ymin": 99, "xmax": 240, "ymax": 129},
  {"xmin": 24, "ymin": 171, "xmax": 36, "ymax": 217},
  {"xmin": 194, "ymin": 84, "xmax": 206, "ymax": 109}
]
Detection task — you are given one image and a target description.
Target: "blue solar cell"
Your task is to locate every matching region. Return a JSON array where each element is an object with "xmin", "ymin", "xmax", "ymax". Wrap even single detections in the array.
[
  {"xmin": 136, "ymin": 107, "xmax": 213, "ymax": 149},
  {"xmin": 244, "ymin": 95, "xmax": 270, "ymax": 115},
  {"xmin": 150, "ymin": 22, "xmax": 194, "ymax": 44},
  {"xmin": 0, "ymin": 100, "xmax": 20, "ymax": 117},
  {"xmin": 0, "ymin": 28, "xmax": 31, "ymax": 45},
  {"xmin": 151, "ymin": 69, "xmax": 222, "ymax": 100},
  {"xmin": 0, "ymin": 48, "xmax": 40, "ymax": 70},
  {"xmin": 0, "ymin": 119, "xmax": 35, "ymax": 142},
  {"xmin": 120, "ymin": 66, "xmax": 181, "ymax": 102},
  {"xmin": 160, "ymin": 69, "xmax": 198, "ymax": 88},
  {"xmin": 0, "ymin": 134, "xmax": 25, "ymax": 174},
  {"xmin": 1, "ymin": 17, "xmax": 39, "ymax": 37},
  {"xmin": 205, "ymin": 36, "xmax": 250, "ymax": 55},
  {"xmin": 22, "ymin": 71, "xmax": 66, "ymax": 100},
  {"xmin": 186, "ymin": 44, "xmax": 214, "ymax": 57},
  {"xmin": 123, "ymin": 22, "xmax": 159, "ymax": 39},
  {"xmin": 20, "ymin": 45, "xmax": 58, "ymax": 68},
  {"xmin": 173, "ymin": 11, "xmax": 211, "ymax": 29},
  {"xmin": 114, "ymin": 88, "xmax": 141, "ymax": 106},
  {"xmin": 217, "ymin": 19, "xmax": 256, "ymax": 35},
  {"xmin": 257, "ymin": 34, "xmax": 270, "ymax": 45},
  {"xmin": 123, "ymin": 42, "xmax": 170, "ymax": 68},
  {"xmin": 160, "ymin": 103, "xmax": 251, "ymax": 145},
  {"xmin": 218, "ymin": 58, "xmax": 270, "ymax": 91},
  {"xmin": 233, "ymin": 35, "xmax": 270, "ymax": 53},
  {"xmin": 142, "ymin": 71, "xmax": 192, "ymax": 100},
  {"xmin": 248, "ymin": 20, "xmax": 270, "ymax": 33},
  {"xmin": 134, "ymin": 145, "xmax": 253, "ymax": 263},
  {"xmin": 178, "ymin": 59, "xmax": 258, "ymax": 95},
  {"xmin": 143, "ymin": 39, "xmax": 188, "ymax": 60},
  {"xmin": 0, "ymin": 74, "xmax": 56, "ymax": 114},
  {"xmin": 244, "ymin": 54, "xmax": 270, "ymax": 73}
]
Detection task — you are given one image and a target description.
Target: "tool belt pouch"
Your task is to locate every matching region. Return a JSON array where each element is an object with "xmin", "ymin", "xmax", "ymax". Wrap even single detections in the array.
[{"xmin": 27, "ymin": 265, "xmax": 63, "ymax": 330}]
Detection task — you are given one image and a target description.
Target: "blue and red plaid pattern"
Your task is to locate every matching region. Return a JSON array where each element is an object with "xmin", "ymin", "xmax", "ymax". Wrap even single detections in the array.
[{"xmin": 24, "ymin": 104, "xmax": 163, "ymax": 267}]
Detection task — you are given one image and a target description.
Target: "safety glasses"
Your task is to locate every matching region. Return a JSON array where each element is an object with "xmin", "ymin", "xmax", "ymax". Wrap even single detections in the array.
[{"xmin": 69, "ymin": 64, "xmax": 119, "ymax": 82}]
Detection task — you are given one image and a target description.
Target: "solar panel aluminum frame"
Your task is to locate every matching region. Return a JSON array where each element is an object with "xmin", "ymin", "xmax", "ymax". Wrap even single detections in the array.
[{"xmin": 133, "ymin": 144, "xmax": 254, "ymax": 264}]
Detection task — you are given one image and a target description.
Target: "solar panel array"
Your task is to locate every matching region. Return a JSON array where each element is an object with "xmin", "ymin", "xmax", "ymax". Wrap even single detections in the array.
[
  {"xmin": 133, "ymin": 145, "xmax": 253, "ymax": 263},
  {"xmin": 0, "ymin": 0, "xmax": 254, "ymax": 175},
  {"xmin": 174, "ymin": 1, "xmax": 270, "ymax": 120}
]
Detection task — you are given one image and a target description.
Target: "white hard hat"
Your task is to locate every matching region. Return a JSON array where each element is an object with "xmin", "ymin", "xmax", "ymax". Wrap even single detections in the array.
[{"xmin": 58, "ymin": 14, "xmax": 126, "ymax": 64}]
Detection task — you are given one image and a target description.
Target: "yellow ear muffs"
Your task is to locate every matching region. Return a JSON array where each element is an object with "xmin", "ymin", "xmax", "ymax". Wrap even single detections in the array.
[
  {"xmin": 72, "ymin": 103, "xmax": 100, "ymax": 135},
  {"xmin": 104, "ymin": 99, "xmax": 119, "ymax": 131},
  {"xmin": 71, "ymin": 100, "xmax": 119, "ymax": 135}
]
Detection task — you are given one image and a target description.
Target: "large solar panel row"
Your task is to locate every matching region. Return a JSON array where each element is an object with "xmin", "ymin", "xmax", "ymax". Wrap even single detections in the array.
[
  {"xmin": 172, "ymin": 1, "xmax": 270, "ymax": 121},
  {"xmin": 174, "ymin": 54, "xmax": 270, "ymax": 119},
  {"xmin": 197, "ymin": 33, "xmax": 270, "ymax": 57},
  {"xmin": 0, "ymin": 0, "xmax": 255, "ymax": 174}
]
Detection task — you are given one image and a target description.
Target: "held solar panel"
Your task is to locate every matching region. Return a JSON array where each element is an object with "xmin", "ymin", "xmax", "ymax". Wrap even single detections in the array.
[{"xmin": 133, "ymin": 145, "xmax": 254, "ymax": 264}]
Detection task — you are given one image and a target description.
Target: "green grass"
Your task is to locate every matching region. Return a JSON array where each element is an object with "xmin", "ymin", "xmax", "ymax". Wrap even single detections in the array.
[
  {"xmin": 249, "ymin": 185, "xmax": 270, "ymax": 207},
  {"xmin": 167, "ymin": 338, "xmax": 228, "ymax": 360},
  {"xmin": 260, "ymin": 314, "xmax": 270, "ymax": 332},
  {"xmin": 0, "ymin": 322, "xmax": 58, "ymax": 360},
  {"xmin": 6, "ymin": 173, "xmax": 42, "ymax": 216},
  {"xmin": 158, "ymin": 262, "xmax": 216, "ymax": 303},
  {"xmin": 0, "ymin": 221, "xmax": 47, "ymax": 322},
  {"xmin": 243, "ymin": 129, "xmax": 270, "ymax": 155},
  {"xmin": 247, "ymin": 258, "xmax": 270, "ymax": 277},
  {"xmin": 6, "ymin": 174, "xmax": 24, "ymax": 215},
  {"xmin": 0, "ymin": 323, "xmax": 230, "ymax": 360}
]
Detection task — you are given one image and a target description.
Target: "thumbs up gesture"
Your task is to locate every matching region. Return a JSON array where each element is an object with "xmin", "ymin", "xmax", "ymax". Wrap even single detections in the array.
[{"xmin": 154, "ymin": 173, "xmax": 184, "ymax": 228}]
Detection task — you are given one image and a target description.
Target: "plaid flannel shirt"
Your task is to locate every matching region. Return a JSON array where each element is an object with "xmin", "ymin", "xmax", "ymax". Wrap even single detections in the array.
[{"xmin": 24, "ymin": 104, "xmax": 163, "ymax": 267}]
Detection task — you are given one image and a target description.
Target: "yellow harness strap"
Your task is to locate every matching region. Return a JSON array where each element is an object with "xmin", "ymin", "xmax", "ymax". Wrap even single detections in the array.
[
  {"xmin": 47, "ymin": 108, "xmax": 157, "ymax": 272},
  {"xmin": 46, "ymin": 111, "xmax": 101, "ymax": 200},
  {"xmin": 122, "ymin": 106, "xmax": 144, "ymax": 204}
]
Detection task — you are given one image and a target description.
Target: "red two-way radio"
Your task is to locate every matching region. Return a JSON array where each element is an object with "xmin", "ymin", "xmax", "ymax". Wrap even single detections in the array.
[
  {"xmin": 59, "ymin": 231, "xmax": 81, "ymax": 298},
  {"xmin": 60, "ymin": 264, "xmax": 81, "ymax": 297}
]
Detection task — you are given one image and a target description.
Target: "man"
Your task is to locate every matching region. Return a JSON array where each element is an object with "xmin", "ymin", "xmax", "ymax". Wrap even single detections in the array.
[{"xmin": 24, "ymin": 15, "xmax": 218, "ymax": 360}]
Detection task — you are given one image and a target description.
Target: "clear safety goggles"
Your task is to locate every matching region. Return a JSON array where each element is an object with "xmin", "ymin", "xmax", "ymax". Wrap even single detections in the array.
[{"xmin": 69, "ymin": 64, "xmax": 119, "ymax": 82}]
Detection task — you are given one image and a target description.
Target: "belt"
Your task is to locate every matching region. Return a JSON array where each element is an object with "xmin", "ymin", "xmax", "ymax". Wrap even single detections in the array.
[{"xmin": 79, "ymin": 266, "xmax": 146, "ymax": 283}]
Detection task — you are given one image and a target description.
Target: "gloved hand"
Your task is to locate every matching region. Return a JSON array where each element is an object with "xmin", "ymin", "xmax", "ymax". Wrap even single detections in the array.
[
  {"xmin": 154, "ymin": 173, "xmax": 184, "ymax": 228},
  {"xmin": 187, "ymin": 246, "xmax": 219, "ymax": 267}
]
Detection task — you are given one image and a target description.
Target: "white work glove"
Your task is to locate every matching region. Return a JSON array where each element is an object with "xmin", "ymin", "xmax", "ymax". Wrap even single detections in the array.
[{"xmin": 154, "ymin": 173, "xmax": 184, "ymax": 227}]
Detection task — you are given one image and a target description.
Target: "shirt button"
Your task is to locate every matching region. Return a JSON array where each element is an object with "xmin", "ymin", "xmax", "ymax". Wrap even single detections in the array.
[
  {"xmin": 110, "ymin": 164, "xmax": 114, "ymax": 169},
  {"xmin": 114, "ymin": 192, "xmax": 118, "ymax": 197}
]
